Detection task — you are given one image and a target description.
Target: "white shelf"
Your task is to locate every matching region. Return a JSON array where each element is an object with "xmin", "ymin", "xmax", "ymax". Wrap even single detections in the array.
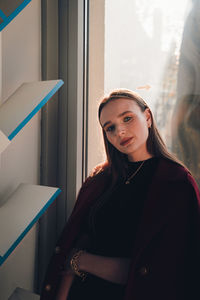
[
  {"xmin": 0, "ymin": 130, "xmax": 11, "ymax": 154},
  {"xmin": 0, "ymin": 80, "xmax": 64, "ymax": 153},
  {"xmin": 0, "ymin": 0, "xmax": 32, "ymax": 31},
  {"xmin": 0, "ymin": 183, "xmax": 61, "ymax": 266},
  {"xmin": 8, "ymin": 287, "xmax": 40, "ymax": 300}
]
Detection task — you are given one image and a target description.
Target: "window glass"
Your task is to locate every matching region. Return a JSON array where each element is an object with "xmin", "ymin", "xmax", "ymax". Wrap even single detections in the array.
[{"xmin": 88, "ymin": 0, "xmax": 200, "ymax": 187}]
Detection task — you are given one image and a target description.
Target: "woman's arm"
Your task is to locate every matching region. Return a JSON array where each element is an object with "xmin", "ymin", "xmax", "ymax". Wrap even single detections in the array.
[
  {"xmin": 56, "ymin": 234, "xmax": 91, "ymax": 300},
  {"xmin": 56, "ymin": 273, "xmax": 75, "ymax": 300},
  {"xmin": 79, "ymin": 252, "xmax": 131, "ymax": 285}
]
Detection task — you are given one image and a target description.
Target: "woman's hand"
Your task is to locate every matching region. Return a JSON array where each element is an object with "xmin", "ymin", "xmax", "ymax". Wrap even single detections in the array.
[
  {"xmin": 64, "ymin": 234, "xmax": 131, "ymax": 285},
  {"xmin": 61, "ymin": 233, "xmax": 91, "ymax": 275},
  {"xmin": 56, "ymin": 234, "xmax": 91, "ymax": 300},
  {"xmin": 56, "ymin": 273, "xmax": 75, "ymax": 300},
  {"xmin": 56, "ymin": 248, "xmax": 80, "ymax": 300},
  {"xmin": 62, "ymin": 247, "xmax": 79, "ymax": 276}
]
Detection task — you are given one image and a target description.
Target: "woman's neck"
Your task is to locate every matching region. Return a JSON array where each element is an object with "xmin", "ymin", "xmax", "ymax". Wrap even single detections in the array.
[{"xmin": 127, "ymin": 153, "xmax": 154, "ymax": 162}]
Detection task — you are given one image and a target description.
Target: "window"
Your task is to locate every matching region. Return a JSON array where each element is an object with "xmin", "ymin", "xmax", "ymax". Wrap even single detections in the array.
[{"xmin": 87, "ymin": 0, "xmax": 200, "ymax": 187}]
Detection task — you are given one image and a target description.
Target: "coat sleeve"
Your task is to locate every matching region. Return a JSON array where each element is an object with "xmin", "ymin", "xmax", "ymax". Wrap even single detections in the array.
[
  {"xmin": 124, "ymin": 172, "xmax": 200, "ymax": 300},
  {"xmin": 40, "ymin": 168, "xmax": 108, "ymax": 300},
  {"xmin": 184, "ymin": 173, "xmax": 200, "ymax": 299}
]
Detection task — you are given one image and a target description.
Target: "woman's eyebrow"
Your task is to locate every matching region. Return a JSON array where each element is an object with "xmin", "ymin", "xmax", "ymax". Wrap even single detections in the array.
[{"xmin": 102, "ymin": 110, "xmax": 133, "ymax": 128}]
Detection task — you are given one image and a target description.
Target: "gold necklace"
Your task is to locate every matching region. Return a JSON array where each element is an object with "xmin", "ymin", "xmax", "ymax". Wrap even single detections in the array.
[{"xmin": 125, "ymin": 161, "xmax": 145, "ymax": 184}]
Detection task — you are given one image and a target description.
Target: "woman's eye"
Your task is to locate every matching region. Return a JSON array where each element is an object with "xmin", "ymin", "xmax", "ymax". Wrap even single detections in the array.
[
  {"xmin": 124, "ymin": 116, "xmax": 132, "ymax": 122},
  {"xmin": 106, "ymin": 125, "xmax": 115, "ymax": 132}
]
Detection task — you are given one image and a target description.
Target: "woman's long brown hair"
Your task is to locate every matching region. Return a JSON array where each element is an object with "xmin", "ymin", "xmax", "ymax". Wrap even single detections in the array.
[
  {"xmin": 88, "ymin": 88, "xmax": 188, "ymax": 234},
  {"xmin": 94, "ymin": 88, "xmax": 186, "ymax": 187}
]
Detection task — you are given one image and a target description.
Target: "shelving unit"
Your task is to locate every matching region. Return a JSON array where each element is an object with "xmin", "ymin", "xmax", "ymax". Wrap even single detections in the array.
[
  {"xmin": 8, "ymin": 287, "xmax": 40, "ymax": 300},
  {"xmin": 0, "ymin": 79, "xmax": 64, "ymax": 153},
  {"xmin": 0, "ymin": 2, "xmax": 65, "ymax": 298},
  {"xmin": 0, "ymin": 0, "xmax": 32, "ymax": 31},
  {"xmin": 0, "ymin": 183, "xmax": 61, "ymax": 266}
]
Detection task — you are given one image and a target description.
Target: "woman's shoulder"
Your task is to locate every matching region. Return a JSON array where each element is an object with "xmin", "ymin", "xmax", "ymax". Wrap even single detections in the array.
[
  {"xmin": 89, "ymin": 161, "xmax": 109, "ymax": 176},
  {"xmin": 81, "ymin": 161, "xmax": 110, "ymax": 189},
  {"xmin": 72, "ymin": 162, "xmax": 110, "ymax": 213},
  {"xmin": 157, "ymin": 157, "xmax": 192, "ymax": 180},
  {"xmin": 154, "ymin": 158, "xmax": 200, "ymax": 209},
  {"xmin": 157, "ymin": 157, "xmax": 199, "ymax": 194}
]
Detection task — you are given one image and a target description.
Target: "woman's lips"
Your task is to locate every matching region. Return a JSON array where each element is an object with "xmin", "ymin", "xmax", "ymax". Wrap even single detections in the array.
[{"xmin": 120, "ymin": 137, "xmax": 133, "ymax": 146}]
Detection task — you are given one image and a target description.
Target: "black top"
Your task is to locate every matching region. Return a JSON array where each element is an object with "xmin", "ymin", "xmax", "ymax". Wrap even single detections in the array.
[{"xmin": 67, "ymin": 157, "xmax": 159, "ymax": 300}]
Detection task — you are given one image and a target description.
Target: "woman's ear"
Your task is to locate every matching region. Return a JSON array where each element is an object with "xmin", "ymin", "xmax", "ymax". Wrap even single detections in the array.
[{"xmin": 145, "ymin": 108, "xmax": 152, "ymax": 128}]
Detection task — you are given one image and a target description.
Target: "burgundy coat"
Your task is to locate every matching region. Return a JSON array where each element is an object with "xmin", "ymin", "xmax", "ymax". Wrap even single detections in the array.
[{"xmin": 40, "ymin": 158, "xmax": 200, "ymax": 300}]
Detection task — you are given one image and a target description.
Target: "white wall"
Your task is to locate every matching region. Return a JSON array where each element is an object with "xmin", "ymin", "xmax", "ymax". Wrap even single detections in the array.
[{"xmin": 0, "ymin": 0, "xmax": 41, "ymax": 299}]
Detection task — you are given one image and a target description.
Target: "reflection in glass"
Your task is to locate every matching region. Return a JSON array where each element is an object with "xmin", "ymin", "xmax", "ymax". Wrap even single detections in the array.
[
  {"xmin": 105, "ymin": 0, "xmax": 189, "ymax": 112},
  {"xmin": 171, "ymin": 0, "xmax": 200, "ymax": 187}
]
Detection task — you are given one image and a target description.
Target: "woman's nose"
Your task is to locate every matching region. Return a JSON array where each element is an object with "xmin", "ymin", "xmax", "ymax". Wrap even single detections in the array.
[{"xmin": 116, "ymin": 126, "xmax": 126, "ymax": 136}]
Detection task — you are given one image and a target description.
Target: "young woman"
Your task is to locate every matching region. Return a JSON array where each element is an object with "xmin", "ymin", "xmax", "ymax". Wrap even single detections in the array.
[{"xmin": 40, "ymin": 89, "xmax": 200, "ymax": 300}]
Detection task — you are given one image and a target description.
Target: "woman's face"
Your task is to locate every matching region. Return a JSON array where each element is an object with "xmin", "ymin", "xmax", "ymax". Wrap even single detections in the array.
[{"xmin": 99, "ymin": 98, "xmax": 152, "ymax": 162}]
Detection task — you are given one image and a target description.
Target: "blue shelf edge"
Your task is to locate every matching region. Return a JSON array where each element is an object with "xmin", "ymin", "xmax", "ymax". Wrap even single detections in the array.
[
  {"xmin": 0, "ymin": 188, "xmax": 61, "ymax": 266},
  {"xmin": 0, "ymin": 0, "xmax": 32, "ymax": 31},
  {"xmin": 0, "ymin": 10, "xmax": 7, "ymax": 20},
  {"xmin": 8, "ymin": 80, "xmax": 64, "ymax": 141}
]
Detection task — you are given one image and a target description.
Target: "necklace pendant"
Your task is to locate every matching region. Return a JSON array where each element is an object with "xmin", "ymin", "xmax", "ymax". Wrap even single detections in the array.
[{"xmin": 125, "ymin": 160, "xmax": 145, "ymax": 185}]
